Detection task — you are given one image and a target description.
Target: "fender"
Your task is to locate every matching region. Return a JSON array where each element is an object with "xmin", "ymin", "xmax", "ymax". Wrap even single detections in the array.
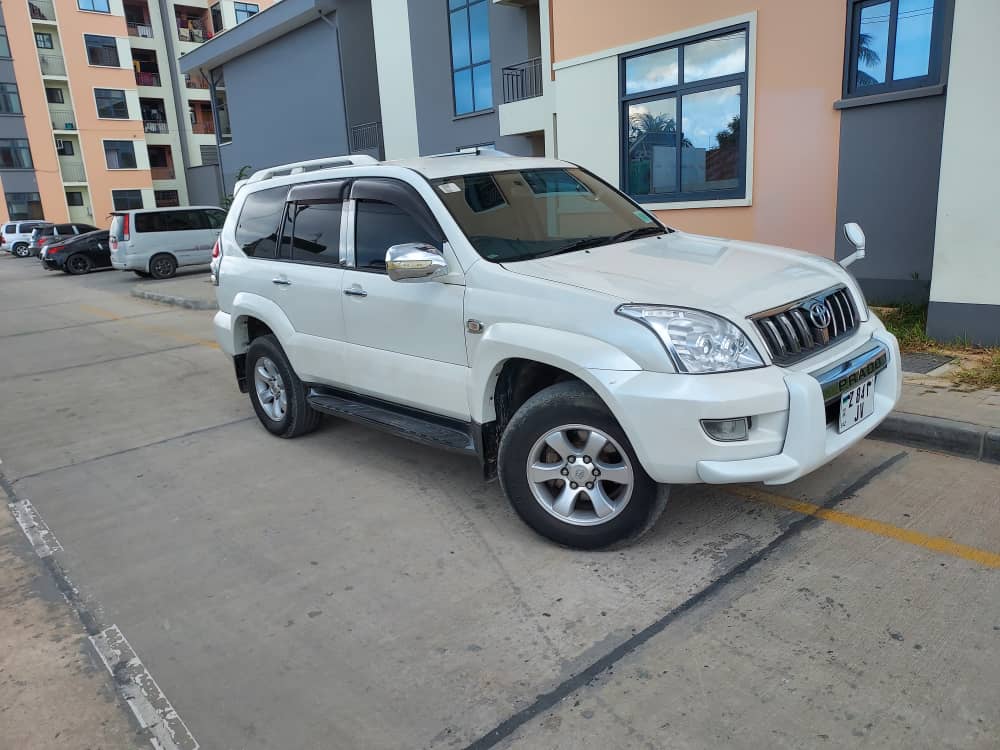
[
  {"xmin": 468, "ymin": 322, "xmax": 641, "ymax": 424},
  {"xmin": 229, "ymin": 292, "xmax": 297, "ymax": 354}
]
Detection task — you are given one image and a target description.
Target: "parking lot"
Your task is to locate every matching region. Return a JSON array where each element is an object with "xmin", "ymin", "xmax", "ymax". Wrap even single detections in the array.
[{"xmin": 1, "ymin": 255, "xmax": 998, "ymax": 749}]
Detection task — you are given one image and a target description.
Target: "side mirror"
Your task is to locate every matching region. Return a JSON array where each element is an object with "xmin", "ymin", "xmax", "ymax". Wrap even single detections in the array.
[
  {"xmin": 386, "ymin": 243, "xmax": 448, "ymax": 283},
  {"xmin": 840, "ymin": 222, "xmax": 866, "ymax": 268}
]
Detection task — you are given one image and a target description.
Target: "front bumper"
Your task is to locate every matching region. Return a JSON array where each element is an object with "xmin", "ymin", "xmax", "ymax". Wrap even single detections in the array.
[{"xmin": 592, "ymin": 327, "xmax": 901, "ymax": 485}]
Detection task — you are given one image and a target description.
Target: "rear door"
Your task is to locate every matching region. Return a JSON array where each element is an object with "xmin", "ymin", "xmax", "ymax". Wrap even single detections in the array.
[{"xmin": 90, "ymin": 233, "xmax": 112, "ymax": 267}]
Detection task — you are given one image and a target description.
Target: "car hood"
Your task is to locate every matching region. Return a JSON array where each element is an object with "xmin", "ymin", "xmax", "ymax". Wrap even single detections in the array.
[{"xmin": 501, "ymin": 231, "xmax": 848, "ymax": 320}]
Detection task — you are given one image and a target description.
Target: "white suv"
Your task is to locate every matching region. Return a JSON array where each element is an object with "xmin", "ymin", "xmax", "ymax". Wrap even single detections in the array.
[{"xmin": 213, "ymin": 153, "xmax": 901, "ymax": 548}]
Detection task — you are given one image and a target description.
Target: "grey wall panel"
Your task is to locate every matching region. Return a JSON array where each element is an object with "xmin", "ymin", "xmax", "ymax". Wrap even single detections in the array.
[
  {"xmin": 185, "ymin": 165, "xmax": 225, "ymax": 206},
  {"xmin": 927, "ymin": 301, "xmax": 1000, "ymax": 346},
  {"xmin": 834, "ymin": 94, "xmax": 947, "ymax": 304},
  {"xmin": 219, "ymin": 18, "xmax": 349, "ymax": 190},
  {"xmin": 407, "ymin": 0, "xmax": 538, "ymax": 155},
  {"xmin": 336, "ymin": 0, "xmax": 381, "ymax": 133}
]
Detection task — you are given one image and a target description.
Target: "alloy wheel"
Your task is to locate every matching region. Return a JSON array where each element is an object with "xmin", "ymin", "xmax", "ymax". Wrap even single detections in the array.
[{"xmin": 253, "ymin": 356, "xmax": 288, "ymax": 422}]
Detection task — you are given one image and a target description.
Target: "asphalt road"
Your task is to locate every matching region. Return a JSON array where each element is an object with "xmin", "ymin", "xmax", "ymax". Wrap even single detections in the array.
[{"xmin": 1, "ymin": 255, "xmax": 998, "ymax": 750}]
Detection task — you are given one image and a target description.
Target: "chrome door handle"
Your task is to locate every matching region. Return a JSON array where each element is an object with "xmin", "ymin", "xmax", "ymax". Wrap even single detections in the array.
[
  {"xmin": 272, "ymin": 278, "xmax": 291, "ymax": 286},
  {"xmin": 344, "ymin": 287, "xmax": 367, "ymax": 297}
]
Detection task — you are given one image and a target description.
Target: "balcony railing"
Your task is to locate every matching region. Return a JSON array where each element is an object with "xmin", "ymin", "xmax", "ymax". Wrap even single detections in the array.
[
  {"xmin": 49, "ymin": 107, "xmax": 77, "ymax": 130},
  {"xmin": 185, "ymin": 75, "xmax": 210, "ymax": 90},
  {"xmin": 38, "ymin": 53, "xmax": 67, "ymax": 77},
  {"xmin": 151, "ymin": 166, "xmax": 175, "ymax": 180},
  {"xmin": 127, "ymin": 21, "xmax": 154, "ymax": 38},
  {"xmin": 501, "ymin": 57, "xmax": 543, "ymax": 104},
  {"xmin": 143, "ymin": 119, "xmax": 169, "ymax": 133},
  {"xmin": 59, "ymin": 162, "xmax": 87, "ymax": 182},
  {"xmin": 350, "ymin": 121, "xmax": 383, "ymax": 154},
  {"xmin": 28, "ymin": 0, "xmax": 56, "ymax": 21},
  {"xmin": 191, "ymin": 121, "xmax": 214, "ymax": 134},
  {"xmin": 135, "ymin": 71, "xmax": 161, "ymax": 86}
]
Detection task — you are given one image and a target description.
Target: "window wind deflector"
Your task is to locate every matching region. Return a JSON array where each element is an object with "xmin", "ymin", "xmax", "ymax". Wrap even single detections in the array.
[{"xmin": 287, "ymin": 180, "xmax": 349, "ymax": 203}]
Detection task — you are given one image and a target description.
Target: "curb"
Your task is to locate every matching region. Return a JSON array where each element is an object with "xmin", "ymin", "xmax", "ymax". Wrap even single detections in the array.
[
  {"xmin": 130, "ymin": 287, "xmax": 217, "ymax": 310},
  {"xmin": 873, "ymin": 412, "xmax": 1000, "ymax": 465}
]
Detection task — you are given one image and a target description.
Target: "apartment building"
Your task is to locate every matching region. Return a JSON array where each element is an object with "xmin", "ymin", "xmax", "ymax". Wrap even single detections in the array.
[
  {"xmin": 0, "ymin": 0, "xmax": 273, "ymax": 225},
  {"xmin": 181, "ymin": 0, "xmax": 998, "ymax": 344}
]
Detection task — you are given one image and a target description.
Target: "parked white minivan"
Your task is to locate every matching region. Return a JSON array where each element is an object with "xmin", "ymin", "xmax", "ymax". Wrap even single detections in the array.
[{"xmin": 109, "ymin": 206, "xmax": 227, "ymax": 278}]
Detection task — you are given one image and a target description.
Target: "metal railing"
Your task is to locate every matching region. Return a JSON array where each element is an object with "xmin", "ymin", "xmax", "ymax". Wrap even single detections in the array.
[
  {"xmin": 28, "ymin": 0, "xmax": 56, "ymax": 21},
  {"xmin": 143, "ymin": 119, "xmax": 169, "ymax": 133},
  {"xmin": 151, "ymin": 166, "xmax": 175, "ymax": 180},
  {"xmin": 59, "ymin": 162, "xmax": 87, "ymax": 182},
  {"xmin": 350, "ymin": 121, "xmax": 383, "ymax": 154},
  {"xmin": 134, "ymin": 71, "xmax": 161, "ymax": 86},
  {"xmin": 49, "ymin": 107, "xmax": 76, "ymax": 130},
  {"xmin": 191, "ymin": 121, "xmax": 214, "ymax": 134},
  {"xmin": 38, "ymin": 53, "xmax": 67, "ymax": 77},
  {"xmin": 185, "ymin": 74, "xmax": 210, "ymax": 90},
  {"xmin": 127, "ymin": 21, "xmax": 154, "ymax": 38},
  {"xmin": 501, "ymin": 57, "xmax": 543, "ymax": 104}
]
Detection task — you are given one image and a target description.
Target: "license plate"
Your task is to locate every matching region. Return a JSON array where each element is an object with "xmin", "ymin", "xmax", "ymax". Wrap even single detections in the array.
[{"xmin": 839, "ymin": 376, "xmax": 876, "ymax": 432}]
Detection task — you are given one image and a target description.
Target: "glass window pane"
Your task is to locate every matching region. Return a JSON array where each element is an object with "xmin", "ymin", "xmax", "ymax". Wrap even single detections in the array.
[
  {"xmin": 626, "ymin": 97, "xmax": 679, "ymax": 196},
  {"xmin": 683, "ymin": 30, "xmax": 745, "ymax": 83},
  {"xmin": 681, "ymin": 85, "xmax": 742, "ymax": 193},
  {"xmin": 624, "ymin": 47, "xmax": 678, "ymax": 95},
  {"xmin": 235, "ymin": 185, "xmax": 287, "ymax": 257},
  {"xmin": 291, "ymin": 202, "xmax": 341, "ymax": 265},
  {"xmin": 355, "ymin": 201, "xmax": 435, "ymax": 271},
  {"xmin": 856, "ymin": 2, "xmax": 890, "ymax": 88},
  {"xmin": 450, "ymin": 9, "xmax": 469, "ymax": 69},
  {"xmin": 0, "ymin": 28, "xmax": 10, "ymax": 58},
  {"xmin": 454, "ymin": 68, "xmax": 473, "ymax": 115},
  {"xmin": 469, "ymin": 1, "xmax": 489, "ymax": 65},
  {"xmin": 893, "ymin": 0, "xmax": 934, "ymax": 80},
  {"xmin": 448, "ymin": 0, "xmax": 463, "ymax": 8},
  {"xmin": 472, "ymin": 63, "xmax": 492, "ymax": 110}
]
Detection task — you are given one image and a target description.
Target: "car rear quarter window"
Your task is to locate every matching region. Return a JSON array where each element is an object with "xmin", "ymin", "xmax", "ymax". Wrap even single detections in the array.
[
  {"xmin": 204, "ymin": 209, "xmax": 227, "ymax": 229},
  {"xmin": 235, "ymin": 186, "xmax": 288, "ymax": 258},
  {"xmin": 56, "ymin": 223, "xmax": 74, "ymax": 234},
  {"xmin": 2, "ymin": 224, "xmax": 13, "ymax": 234}
]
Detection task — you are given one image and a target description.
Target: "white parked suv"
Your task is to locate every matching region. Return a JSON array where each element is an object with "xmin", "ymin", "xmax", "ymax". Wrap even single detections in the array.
[{"xmin": 213, "ymin": 153, "xmax": 901, "ymax": 548}]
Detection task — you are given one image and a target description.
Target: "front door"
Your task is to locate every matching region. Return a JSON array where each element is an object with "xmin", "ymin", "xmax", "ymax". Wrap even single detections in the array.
[{"xmin": 340, "ymin": 187, "xmax": 469, "ymax": 420}]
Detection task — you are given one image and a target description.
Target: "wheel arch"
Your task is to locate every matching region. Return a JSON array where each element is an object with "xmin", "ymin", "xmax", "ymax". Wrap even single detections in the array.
[{"xmin": 228, "ymin": 294, "xmax": 298, "ymax": 392}]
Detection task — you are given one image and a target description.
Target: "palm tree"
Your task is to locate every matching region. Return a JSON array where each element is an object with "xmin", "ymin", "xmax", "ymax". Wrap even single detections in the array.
[
  {"xmin": 856, "ymin": 32, "xmax": 882, "ymax": 87},
  {"xmin": 628, "ymin": 112, "xmax": 691, "ymax": 149}
]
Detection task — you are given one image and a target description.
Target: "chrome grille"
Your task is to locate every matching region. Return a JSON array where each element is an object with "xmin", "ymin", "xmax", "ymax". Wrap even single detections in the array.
[{"xmin": 751, "ymin": 286, "xmax": 859, "ymax": 365}]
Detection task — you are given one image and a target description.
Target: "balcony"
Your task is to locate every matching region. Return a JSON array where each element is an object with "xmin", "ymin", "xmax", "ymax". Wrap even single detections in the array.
[
  {"xmin": 132, "ymin": 49, "xmax": 161, "ymax": 88},
  {"xmin": 175, "ymin": 7, "xmax": 212, "ymax": 43},
  {"xmin": 350, "ymin": 121, "xmax": 383, "ymax": 159},
  {"xmin": 151, "ymin": 166, "xmax": 175, "ymax": 180},
  {"xmin": 143, "ymin": 119, "xmax": 169, "ymax": 133},
  {"xmin": 49, "ymin": 107, "xmax": 77, "ymax": 131},
  {"xmin": 28, "ymin": 0, "xmax": 56, "ymax": 22},
  {"xmin": 501, "ymin": 57, "xmax": 543, "ymax": 104},
  {"xmin": 38, "ymin": 53, "xmax": 66, "ymax": 77},
  {"xmin": 135, "ymin": 71, "xmax": 161, "ymax": 86},
  {"xmin": 59, "ymin": 161, "xmax": 87, "ymax": 183},
  {"xmin": 154, "ymin": 190, "xmax": 180, "ymax": 208},
  {"xmin": 127, "ymin": 21, "xmax": 154, "ymax": 38},
  {"xmin": 191, "ymin": 121, "xmax": 215, "ymax": 135},
  {"xmin": 185, "ymin": 74, "xmax": 211, "ymax": 90}
]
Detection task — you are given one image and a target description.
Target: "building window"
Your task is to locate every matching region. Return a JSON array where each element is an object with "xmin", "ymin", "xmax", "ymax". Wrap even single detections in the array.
[
  {"xmin": 78, "ymin": 0, "xmax": 112, "ymax": 12},
  {"xmin": 85, "ymin": 34, "xmax": 120, "ymax": 67},
  {"xmin": 35, "ymin": 32, "xmax": 54, "ymax": 49},
  {"xmin": 154, "ymin": 189, "xmax": 180, "ymax": 207},
  {"xmin": 846, "ymin": 0, "xmax": 942, "ymax": 96},
  {"xmin": 234, "ymin": 2, "xmax": 258, "ymax": 23},
  {"xmin": 46, "ymin": 87, "xmax": 64, "ymax": 104},
  {"xmin": 0, "ymin": 138, "xmax": 33, "ymax": 169},
  {"xmin": 210, "ymin": 3, "xmax": 224, "ymax": 32},
  {"xmin": 621, "ymin": 25, "xmax": 748, "ymax": 203},
  {"xmin": 212, "ymin": 71, "xmax": 231, "ymax": 144},
  {"xmin": 112, "ymin": 190, "xmax": 143, "ymax": 210},
  {"xmin": 104, "ymin": 140, "xmax": 137, "ymax": 169},
  {"xmin": 95, "ymin": 88, "xmax": 129, "ymax": 119},
  {"xmin": 66, "ymin": 191, "xmax": 84, "ymax": 206},
  {"xmin": 55, "ymin": 138, "xmax": 75, "ymax": 156},
  {"xmin": 0, "ymin": 82, "xmax": 21, "ymax": 114},
  {"xmin": 448, "ymin": 0, "xmax": 491, "ymax": 115},
  {"xmin": 0, "ymin": 27, "xmax": 11, "ymax": 58},
  {"xmin": 6, "ymin": 192, "xmax": 43, "ymax": 220}
]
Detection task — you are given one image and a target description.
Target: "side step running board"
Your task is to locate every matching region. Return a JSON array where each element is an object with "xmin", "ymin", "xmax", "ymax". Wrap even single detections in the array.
[{"xmin": 306, "ymin": 388, "xmax": 477, "ymax": 456}]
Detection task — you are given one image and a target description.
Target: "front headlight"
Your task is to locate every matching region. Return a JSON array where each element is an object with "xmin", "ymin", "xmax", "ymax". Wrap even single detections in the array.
[{"xmin": 617, "ymin": 305, "xmax": 764, "ymax": 373}]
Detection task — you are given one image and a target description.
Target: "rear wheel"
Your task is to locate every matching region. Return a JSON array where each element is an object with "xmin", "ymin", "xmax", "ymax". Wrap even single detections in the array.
[
  {"xmin": 498, "ymin": 381, "xmax": 668, "ymax": 549},
  {"xmin": 12, "ymin": 243, "xmax": 29, "ymax": 258},
  {"xmin": 149, "ymin": 253, "xmax": 177, "ymax": 279},
  {"xmin": 65, "ymin": 254, "xmax": 92, "ymax": 275},
  {"xmin": 246, "ymin": 335, "xmax": 321, "ymax": 438},
  {"xmin": 133, "ymin": 270, "xmax": 152, "ymax": 278}
]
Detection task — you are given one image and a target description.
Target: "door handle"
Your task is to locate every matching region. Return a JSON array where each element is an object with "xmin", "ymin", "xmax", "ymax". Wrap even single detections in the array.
[
  {"xmin": 344, "ymin": 287, "xmax": 367, "ymax": 297},
  {"xmin": 272, "ymin": 278, "xmax": 291, "ymax": 286}
]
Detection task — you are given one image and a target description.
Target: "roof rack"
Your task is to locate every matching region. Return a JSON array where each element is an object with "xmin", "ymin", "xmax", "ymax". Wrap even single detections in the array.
[
  {"xmin": 425, "ymin": 147, "xmax": 513, "ymax": 158},
  {"xmin": 237, "ymin": 154, "xmax": 378, "ymax": 193}
]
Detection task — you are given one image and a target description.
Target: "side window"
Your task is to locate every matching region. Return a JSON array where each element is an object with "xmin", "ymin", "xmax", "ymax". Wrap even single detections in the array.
[
  {"xmin": 162, "ymin": 210, "xmax": 201, "ymax": 231},
  {"xmin": 134, "ymin": 213, "xmax": 160, "ymax": 233},
  {"xmin": 288, "ymin": 201, "xmax": 341, "ymax": 266},
  {"xmin": 55, "ymin": 223, "xmax": 74, "ymax": 234},
  {"xmin": 235, "ymin": 186, "xmax": 287, "ymax": 258},
  {"xmin": 354, "ymin": 201, "xmax": 437, "ymax": 272},
  {"xmin": 205, "ymin": 209, "xmax": 227, "ymax": 229}
]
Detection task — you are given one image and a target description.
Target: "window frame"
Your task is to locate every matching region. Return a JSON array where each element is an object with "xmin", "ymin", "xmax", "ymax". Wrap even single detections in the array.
[
  {"xmin": 55, "ymin": 138, "xmax": 74, "ymax": 156},
  {"xmin": 0, "ymin": 82, "xmax": 22, "ymax": 115},
  {"xmin": 234, "ymin": 2, "xmax": 259, "ymax": 24},
  {"xmin": 78, "ymin": 0, "xmax": 112, "ymax": 13},
  {"xmin": 0, "ymin": 138, "xmax": 34, "ymax": 169},
  {"xmin": 277, "ymin": 199, "xmax": 347, "ymax": 268},
  {"xmin": 0, "ymin": 27, "xmax": 11, "ymax": 59},
  {"xmin": 66, "ymin": 191, "xmax": 85, "ymax": 207},
  {"xmin": 619, "ymin": 23, "xmax": 750, "ymax": 205},
  {"xmin": 112, "ymin": 190, "xmax": 144, "ymax": 211},
  {"xmin": 34, "ymin": 32, "xmax": 54, "ymax": 50},
  {"xmin": 45, "ymin": 87, "xmax": 64, "ymax": 104},
  {"xmin": 843, "ymin": 0, "xmax": 945, "ymax": 98},
  {"xmin": 103, "ymin": 139, "xmax": 138, "ymax": 170},
  {"xmin": 6, "ymin": 192, "xmax": 43, "ymax": 221},
  {"xmin": 84, "ymin": 33, "xmax": 121, "ymax": 68},
  {"xmin": 446, "ymin": 0, "xmax": 493, "ymax": 117},
  {"xmin": 94, "ymin": 88, "xmax": 130, "ymax": 119}
]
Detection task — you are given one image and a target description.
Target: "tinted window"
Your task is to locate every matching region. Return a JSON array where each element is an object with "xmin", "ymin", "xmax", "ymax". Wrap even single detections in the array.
[
  {"xmin": 135, "ymin": 210, "xmax": 205, "ymax": 233},
  {"xmin": 288, "ymin": 202, "xmax": 341, "ymax": 266},
  {"xmin": 204, "ymin": 209, "xmax": 227, "ymax": 229},
  {"xmin": 55, "ymin": 224, "xmax": 75, "ymax": 234},
  {"xmin": 84, "ymin": 34, "xmax": 119, "ymax": 66},
  {"xmin": 354, "ymin": 201, "xmax": 436, "ymax": 272},
  {"xmin": 112, "ymin": 190, "xmax": 143, "ymax": 211},
  {"xmin": 235, "ymin": 186, "xmax": 287, "ymax": 258},
  {"xmin": 95, "ymin": 89, "xmax": 128, "ymax": 119},
  {"xmin": 2, "ymin": 225, "xmax": 13, "ymax": 234}
]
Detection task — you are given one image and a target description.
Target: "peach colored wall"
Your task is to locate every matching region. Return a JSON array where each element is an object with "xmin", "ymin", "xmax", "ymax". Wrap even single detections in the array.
[
  {"xmin": 5, "ymin": 1, "xmax": 69, "ymax": 222},
  {"xmin": 552, "ymin": 0, "xmax": 845, "ymax": 257},
  {"xmin": 57, "ymin": 0, "xmax": 151, "ymax": 223}
]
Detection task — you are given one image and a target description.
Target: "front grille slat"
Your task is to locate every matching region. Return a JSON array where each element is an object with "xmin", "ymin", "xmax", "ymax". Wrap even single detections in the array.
[{"xmin": 752, "ymin": 285, "xmax": 860, "ymax": 365}]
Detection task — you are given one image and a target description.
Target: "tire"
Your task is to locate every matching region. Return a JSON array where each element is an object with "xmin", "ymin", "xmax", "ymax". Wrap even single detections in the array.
[
  {"xmin": 65, "ymin": 254, "xmax": 92, "ymax": 275},
  {"xmin": 12, "ymin": 243, "xmax": 29, "ymax": 258},
  {"xmin": 133, "ymin": 270, "xmax": 152, "ymax": 278},
  {"xmin": 245, "ymin": 335, "xmax": 321, "ymax": 438},
  {"xmin": 498, "ymin": 381, "xmax": 668, "ymax": 549},
  {"xmin": 149, "ymin": 253, "xmax": 177, "ymax": 279}
]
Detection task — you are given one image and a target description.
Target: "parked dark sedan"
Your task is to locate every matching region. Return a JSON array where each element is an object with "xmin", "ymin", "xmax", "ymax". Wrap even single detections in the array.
[{"xmin": 41, "ymin": 230, "xmax": 112, "ymax": 275}]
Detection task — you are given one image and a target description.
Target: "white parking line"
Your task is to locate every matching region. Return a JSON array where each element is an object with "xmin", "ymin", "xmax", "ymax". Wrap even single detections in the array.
[{"xmin": 8, "ymin": 498, "xmax": 62, "ymax": 558}]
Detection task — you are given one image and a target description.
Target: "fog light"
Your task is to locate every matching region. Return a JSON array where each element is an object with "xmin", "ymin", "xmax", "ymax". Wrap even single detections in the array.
[{"xmin": 701, "ymin": 417, "xmax": 749, "ymax": 442}]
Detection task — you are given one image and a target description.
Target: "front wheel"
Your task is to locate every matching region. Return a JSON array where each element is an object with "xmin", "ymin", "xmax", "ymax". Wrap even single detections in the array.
[
  {"xmin": 498, "ymin": 381, "xmax": 668, "ymax": 549},
  {"xmin": 245, "ymin": 335, "xmax": 321, "ymax": 438}
]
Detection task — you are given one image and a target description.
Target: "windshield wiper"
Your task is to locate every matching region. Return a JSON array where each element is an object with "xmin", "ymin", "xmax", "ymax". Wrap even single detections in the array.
[
  {"xmin": 527, "ymin": 236, "xmax": 611, "ymax": 259},
  {"xmin": 607, "ymin": 225, "xmax": 668, "ymax": 244}
]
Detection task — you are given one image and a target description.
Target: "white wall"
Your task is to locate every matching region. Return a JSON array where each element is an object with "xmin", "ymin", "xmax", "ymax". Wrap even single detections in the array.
[
  {"xmin": 552, "ymin": 56, "xmax": 619, "ymax": 183},
  {"xmin": 929, "ymin": 0, "xmax": 1000, "ymax": 306},
  {"xmin": 371, "ymin": 0, "xmax": 419, "ymax": 159}
]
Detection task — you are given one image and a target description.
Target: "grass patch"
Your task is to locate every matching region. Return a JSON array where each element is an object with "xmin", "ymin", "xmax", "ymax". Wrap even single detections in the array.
[
  {"xmin": 953, "ymin": 350, "xmax": 1000, "ymax": 389},
  {"xmin": 876, "ymin": 303, "xmax": 935, "ymax": 351}
]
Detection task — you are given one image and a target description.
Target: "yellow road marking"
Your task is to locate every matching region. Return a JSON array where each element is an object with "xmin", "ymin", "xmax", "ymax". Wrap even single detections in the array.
[
  {"xmin": 728, "ymin": 485, "xmax": 1000, "ymax": 569},
  {"xmin": 78, "ymin": 304, "xmax": 122, "ymax": 321},
  {"xmin": 78, "ymin": 304, "xmax": 219, "ymax": 349}
]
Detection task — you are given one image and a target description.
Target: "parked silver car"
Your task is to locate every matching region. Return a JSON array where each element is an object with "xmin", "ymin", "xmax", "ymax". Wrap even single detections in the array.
[{"xmin": 2, "ymin": 221, "xmax": 50, "ymax": 257}]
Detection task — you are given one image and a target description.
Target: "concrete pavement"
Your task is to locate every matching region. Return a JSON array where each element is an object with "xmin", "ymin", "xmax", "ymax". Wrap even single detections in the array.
[{"xmin": 1, "ymin": 254, "xmax": 998, "ymax": 749}]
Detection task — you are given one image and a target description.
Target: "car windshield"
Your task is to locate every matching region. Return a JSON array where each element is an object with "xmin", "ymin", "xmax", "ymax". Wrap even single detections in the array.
[{"xmin": 430, "ymin": 167, "xmax": 667, "ymax": 263}]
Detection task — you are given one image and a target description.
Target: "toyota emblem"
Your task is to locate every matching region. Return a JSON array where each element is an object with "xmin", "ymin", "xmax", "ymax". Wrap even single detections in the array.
[{"xmin": 809, "ymin": 302, "xmax": 832, "ymax": 328}]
